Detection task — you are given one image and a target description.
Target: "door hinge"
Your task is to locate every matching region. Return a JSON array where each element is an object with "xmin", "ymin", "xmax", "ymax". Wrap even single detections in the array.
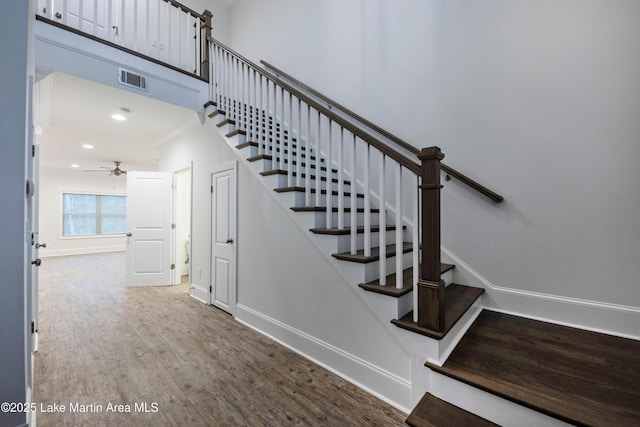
[
  {"xmin": 32, "ymin": 145, "xmax": 36, "ymax": 157},
  {"xmin": 211, "ymin": 185, "xmax": 214, "ymax": 193},
  {"xmin": 210, "ymin": 285, "xmax": 212, "ymax": 293},
  {"xmin": 31, "ymin": 321, "xmax": 35, "ymax": 334},
  {"xmin": 170, "ymin": 264, "xmax": 175, "ymax": 270},
  {"xmin": 171, "ymin": 223, "xmax": 176, "ymax": 229}
]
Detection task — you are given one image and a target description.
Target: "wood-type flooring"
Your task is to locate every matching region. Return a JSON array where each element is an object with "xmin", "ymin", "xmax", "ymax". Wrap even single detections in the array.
[{"xmin": 34, "ymin": 252, "xmax": 406, "ymax": 426}]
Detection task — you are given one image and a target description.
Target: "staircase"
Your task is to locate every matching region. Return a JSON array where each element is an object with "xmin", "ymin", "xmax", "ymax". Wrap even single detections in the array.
[{"xmin": 203, "ymin": 39, "xmax": 640, "ymax": 426}]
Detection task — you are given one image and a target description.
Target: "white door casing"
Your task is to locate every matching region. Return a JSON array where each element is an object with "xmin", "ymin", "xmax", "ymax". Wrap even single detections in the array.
[
  {"xmin": 126, "ymin": 171, "xmax": 173, "ymax": 287},
  {"xmin": 210, "ymin": 163, "xmax": 237, "ymax": 315}
]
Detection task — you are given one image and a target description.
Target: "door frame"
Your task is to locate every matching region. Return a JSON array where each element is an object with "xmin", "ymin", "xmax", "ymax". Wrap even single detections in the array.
[
  {"xmin": 210, "ymin": 161, "xmax": 238, "ymax": 315},
  {"xmin": 171, "ymin": 163, "xmax": 193, "ymax": 288}
]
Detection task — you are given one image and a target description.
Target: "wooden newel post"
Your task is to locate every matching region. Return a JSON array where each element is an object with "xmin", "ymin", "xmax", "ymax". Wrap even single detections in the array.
[
  {"xmin": 200, "ymin": 10, "xmax": 213, "ymax": 80},
  {"xmin": 417, "ymin": 146, "xmax": 445, "ymax": 331}
]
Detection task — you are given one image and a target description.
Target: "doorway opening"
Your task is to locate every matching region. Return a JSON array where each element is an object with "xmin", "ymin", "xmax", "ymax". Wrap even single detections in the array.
[{"xmin": 174, "ymin": 166, "xmax": 192, "ymax": 292}]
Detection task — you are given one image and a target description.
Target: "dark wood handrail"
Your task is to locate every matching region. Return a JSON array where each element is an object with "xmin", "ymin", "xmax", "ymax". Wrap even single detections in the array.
[
  {"xmin": 163, "ymin": 0, "xmax": 204, "ymax": 19},
  {"xmin": 441, "ymin": 164, "xmax": 503, "ymax": 202},
  {"xmin": 260, "ymin": 60, "xmax": 504, "ymax": 203},
  {"xmin": 209, "ymin": 38, "xmax": 421, "ymax": 175}
]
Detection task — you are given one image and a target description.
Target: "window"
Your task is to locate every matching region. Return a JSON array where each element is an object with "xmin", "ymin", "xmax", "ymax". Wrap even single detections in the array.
[{"xmin": 63, "ymin": 193, "xmax": 126, "ymax": 236}]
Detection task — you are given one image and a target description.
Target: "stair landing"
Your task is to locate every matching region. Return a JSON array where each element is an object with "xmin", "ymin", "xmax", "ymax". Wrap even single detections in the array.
[{"xmin": 426, "ymin": 310, "xmax": 640, "ymax": 426}]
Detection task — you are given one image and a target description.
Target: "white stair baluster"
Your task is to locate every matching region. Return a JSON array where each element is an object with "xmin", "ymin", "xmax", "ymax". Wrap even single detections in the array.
[
  {"xmin": 350, "ymin": 134, "xmax": 357, "ymax": 254},
  {"xmin": 379, "ymin": 154, "xmax": 387, "ymax": 285},
  {"xmin": 77, "ymin": 0, "xmax": 83, "ymax": 32},
  {"xmin": 305, "ymin": 105, "xmax": 312, "ymax": 206},
  {"xmin": 364, "ymin": 144, "xmax": 371, "ymax": 257},
  {"xmin": 288, "ymin": 93, "xmax": 294, "ymax": 187},
  {"xmin": 61, "ymin": 0, "xmax": 68, "ymax": 26},
  {"xmin": 133, "ymin": 0, "xmax": 138, "ymax": 51},
  {"xmin": 413, "ymin": 176, "xmax": 420, "ymax": 322},
  {"xmin": 45, "ymin": 0, "xmax": 53, "ymax": 19},
  {"xmin": 144, "ymin": 0, "xmax": 149, "ymax": 55},
  {"xmin": 326, "ymin": 120, "xmax": 333, "ymax": 229},
  {"xmin": 314, "ymin": 112, "xmax": 321, "ymax": 207},
  {"xmin": 337, "ymin": 127, "xmax": 344, "ymax": 230},
  {"xmin": 395, "ymin": 164, "xmax": 403, "ymax": 290},
  {"xmin": 258, "ymin": 75, "xmax": 264, "ymax": 155},
  {"xmin": 297, "ymin": 98, "xmax": 303, "ymax": 188},
  {"xmin": 92, "ymin": 0, "xmax": 98, "ymax": 37}
]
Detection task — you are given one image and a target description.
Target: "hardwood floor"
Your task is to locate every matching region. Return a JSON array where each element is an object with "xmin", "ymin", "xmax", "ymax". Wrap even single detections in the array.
[{"xmin": 34, "ymin": 253, "xmax": 407, "ymax": 426}]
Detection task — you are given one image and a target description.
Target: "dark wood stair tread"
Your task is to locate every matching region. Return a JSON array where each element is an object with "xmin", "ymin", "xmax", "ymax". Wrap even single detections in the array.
[
  {"xmin": 391, "ymin": 284, "xmax": 484, "ymax": 339},
  {"xmin": 332, "ymin": 242, "xmax": 413, "ymax": 263},
  {"xmin": 261, "ymin": 170, "xmax": 350, "ymax": 185},
  {"xmin": 406, "ymin": 393, "xmax": 498, "ymax": 427},
  {"xmin": 291, "ymin": 206, "xmax": 379, "ymax": 214},
  {"xmin": 310, "ymin": 225, "xmax": 403, "ymax": 235},
  {"xmin": 358, "ymin": 263, "xmax": 454, "ymax": 297},
  {"xmin": 426, "ymin": 310, "xmax": 640, "ymax": 426},
  {"xmin": 277, "ymin": 187, "xmax": 364, "ymax": 199}
]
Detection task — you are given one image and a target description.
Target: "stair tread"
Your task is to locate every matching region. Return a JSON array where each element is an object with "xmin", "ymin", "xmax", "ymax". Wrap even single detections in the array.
[
  {"xmin": 425, "ymin": 310, "xmax": 640, "ymax": 426},
  {"xmin": 332, "ymin": 242, "xmax": 413, "ymax": 263},
  {"xmin": 291, "ymin": 206, "xmax": 379, "ymax": 213},
  {"xmin": 276, "ymin": 187, "xmax": 364, "ymax": 199},
  {"xmin": 358, "ymin": 263, "xmax": 454, "ymax": 297},
  {"xmin": 406, "ymin": 393, "xmax": 498, "ymax": 427},
  {"xmin": 310, "ymin": 225, "xmax": 402, "ymax": 235},
  {"xmin": 391, "ymin": 284, "xmax": 484, "ymax": 339},
  {"xmin": 261, "ymin": 169, "xmax": 350, "ymax": 184}
]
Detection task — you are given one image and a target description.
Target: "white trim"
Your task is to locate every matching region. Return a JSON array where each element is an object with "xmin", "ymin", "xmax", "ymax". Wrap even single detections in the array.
[
  {"xmin": 235, "ymin": 303, "xmax": 412, "ymax": 413},
  {"xmin": 442, "ymin": 246, "xmax": 640, "ymax": 340}
]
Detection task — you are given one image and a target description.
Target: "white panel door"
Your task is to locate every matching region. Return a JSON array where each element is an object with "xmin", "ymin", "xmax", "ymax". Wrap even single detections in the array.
[
  {"xmin": 211, "ymin": 164, "xmax": 237, "ymax": 314},
  {"xmin": 126, "ymin": 171, "xmax": 173, "ymax": 286},
  {"xmin": 64, "ymin": 0, "xmax": 110, "ymax": 39}
]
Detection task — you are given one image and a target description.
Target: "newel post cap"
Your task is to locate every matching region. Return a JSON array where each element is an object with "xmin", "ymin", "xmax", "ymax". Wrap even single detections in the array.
[{"xmin": 418, "ymin": 146, "xmax": 445, "ymax": 161}]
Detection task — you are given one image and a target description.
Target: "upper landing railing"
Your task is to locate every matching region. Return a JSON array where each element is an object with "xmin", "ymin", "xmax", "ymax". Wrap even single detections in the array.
[{"xmin": 36, "ymin": 0, "xmax": 212, "ymax": 80}]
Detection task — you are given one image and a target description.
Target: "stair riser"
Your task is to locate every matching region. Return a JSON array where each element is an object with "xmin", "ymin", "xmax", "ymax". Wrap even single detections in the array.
[
  {"xmin": 334, "ymin": 229, "xmax": 406, "ymax": 253},
  {"xmin": 267, "ymin": 175, "xmax": 352, "ymax": 192},
  {"xmin": 312, "ymin": 211, "xmax": 382, "ymax": 229},
  {"xmin": 429, "ymin": 371, "xmax": 572, "ymax": 427},
  {"xmin": 337, "ymin": 251, "xmax": 414, "ymax": 284},
  {"xmin": 285, "ymin": 193, "xmax": 366, "ymax": 210}
]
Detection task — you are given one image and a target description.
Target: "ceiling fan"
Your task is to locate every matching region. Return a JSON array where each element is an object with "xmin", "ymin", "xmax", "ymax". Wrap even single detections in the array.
[{"xmin": 84, "ymin": 161, "xmax": 127, "ymax": 176}]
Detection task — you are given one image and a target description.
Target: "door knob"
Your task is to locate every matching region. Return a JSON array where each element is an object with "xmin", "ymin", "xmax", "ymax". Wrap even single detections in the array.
[
  {"xmin": 226, "ymin": 238, "xmax": 233, "ymax": 244},
  {"xmin": 32, "ymin": 259, "xmax": 42, "ymax": 267},
  {"xmin": 126, "ymin": 232, "xmax": 132, "ymax": 237},
  {"xmin": 36, "ymin": 243, "xmax": 47, "ymax": 249}
]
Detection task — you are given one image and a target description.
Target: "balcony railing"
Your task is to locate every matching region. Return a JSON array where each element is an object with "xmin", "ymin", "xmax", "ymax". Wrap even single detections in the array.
[{"xmin": 37, "ymin": 0, "xmax": 211, "ymax": 79}]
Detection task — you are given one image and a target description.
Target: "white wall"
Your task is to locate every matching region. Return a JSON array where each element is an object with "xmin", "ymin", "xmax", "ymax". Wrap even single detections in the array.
[
  {"xmin": 0, "ymin": 2, "xmax": 32, "ymax": 426},
  {"xmin": 227, "ymin": 0, "xmax": 640, "ymax": 318},
  {"xmin": 38, "ymin": 169, "xmax": 127, "ymax": 257},
  {"xmin": 159, "ymin": 122, "xmax": 412, "ymax": 409}
]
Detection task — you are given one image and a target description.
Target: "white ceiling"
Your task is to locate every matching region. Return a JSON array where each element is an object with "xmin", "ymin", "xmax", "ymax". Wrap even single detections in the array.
[{"xmin": 37, "ymin": 72, "xmax": 196, "ymax": 174}]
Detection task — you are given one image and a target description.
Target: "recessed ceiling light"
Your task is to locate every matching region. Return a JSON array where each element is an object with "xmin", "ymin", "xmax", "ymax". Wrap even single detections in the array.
[
  {"xmin": 82, "ymin": 144, "xmax": 94, "ymax": 149},
  {"xmin": 112, "ymin": 107, "xmax": 130, "ymax": 121},
  {"xmin": 71, "ymin": 164, "xmax": 79, "ymax": 168}
]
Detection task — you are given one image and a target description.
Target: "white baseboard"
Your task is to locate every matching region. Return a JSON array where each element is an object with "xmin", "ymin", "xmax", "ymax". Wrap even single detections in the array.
[
  {"xmin": 235, "ymin": 304, "xmax": 412, "ymax": 413},
  {"xmin": 189, "ymin": 283, "xmax": 209, "ymax": 304},
  {"xmin": 40, "ymin": 246, "xmax": 126, "ymax": 258},
  {"xmin": 442, "ymin": 246, "xmax": 640, "ymax": 340}
]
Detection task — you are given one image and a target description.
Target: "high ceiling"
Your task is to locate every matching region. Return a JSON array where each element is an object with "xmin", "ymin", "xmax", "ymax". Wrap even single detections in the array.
[{"xmin": 37, "ymin": 72, "xmax": 196, "ymax": 174}]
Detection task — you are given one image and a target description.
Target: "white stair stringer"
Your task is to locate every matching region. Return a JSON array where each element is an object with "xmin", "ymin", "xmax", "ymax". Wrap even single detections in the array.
[{"xmin": 205, "ymin": 104, "xmax": 486, "ymax": 411}]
